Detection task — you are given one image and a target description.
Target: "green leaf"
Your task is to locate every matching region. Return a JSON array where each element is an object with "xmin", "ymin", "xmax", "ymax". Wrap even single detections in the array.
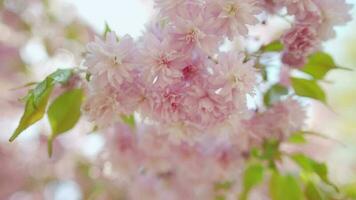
[
  {"xmin": 214, "ymin": 181, "xmax": 234, "ymax": 191},
  {"xmin": 290, "ymin": 154, "xmax": 338, "ymax": 191},
  {"xmin": 264, "ymin": 84, "xmax": 288, "ymax": 107},
  {"xmin": 215, "ymin": 195, "xmax": 226, "ymax": 200},
  {"xmin": 104, "ymin": 22, "xmax": 112, "ymax": 37},
  {"xmin": 47, "ymin": 89, "xmax": 84, "ymax": 156},
  {"xmin": 11, "ymin": 81, "xmax": 38, "ymax": 91},
  {"xmin": 9, "ymin": 82, "xmax": 54, "ymax": 142},
  {"xmin": 48, "ymin": 69, "xmax": 73, "ymax": 84},
  {"xmin": 261, "ymin": 41, "xmax": 284, "ymax": 52},
  {"xmin": 121, "ymin": 114, "xmax": 136, "ymax": 129},
  {"xmin": 342, "ymin": 183, "xmax": 356, "ymax": 199},
  {"xmin": 291, "ymin": 78, "xmax": 326, "ymax": 103},
  {"xmin": 239, "ymin": 163, "xmax": 265, "ymax": 200},
  {"xmin": 301, "ymin": 52, "xmax": 336, "ymax": 80},
  {"xmin": 288, "ymin": 132, "xmax": 307, "ymax": 144},
  {"xmin": 9, "ymin": 69, "xmax": 73, "ymax": 142},
  {"xmin": 305, "ymin": 182, "xmax": 324, "ymax": 200},
  {"xmin": 270, "ymin": 172, "xmax": 303, "ymax": 200},
  {"xmin": 261, "ymin": 140, "xmax": 281, "ymax": 162}
]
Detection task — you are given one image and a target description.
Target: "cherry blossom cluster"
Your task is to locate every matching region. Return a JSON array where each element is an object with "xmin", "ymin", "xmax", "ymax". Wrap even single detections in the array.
[
  {"xmin": 264, "ymin": 0, "xmax": 353, "ymax": 67},
  {"xmin": 84, "ymin": 0, "xmax": 351, "ymax": 136},
  {"xmin": 81, "ymin": 0, "xmax": 352, "ymax": 198},
  {"xmin": 97, "ymin": 97, "xmax": 306, "ymax": 199}
]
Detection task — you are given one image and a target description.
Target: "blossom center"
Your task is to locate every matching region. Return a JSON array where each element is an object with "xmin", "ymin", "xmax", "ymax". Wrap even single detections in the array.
[
  {"xmin": 157, "ymin": 55, "xmax": 170, "ymax": 68},
  {"xmin": 185, "ymin": 29, "xmax": 198, "ymax": 43},
  {"xmin": 230, "ymin": 74, "xmax": 239, "ymax": 87},
  {"xmin": 112, "ymin": 56, "xmax": 122, "ymax": 66},
  {"xmin": 225, "ymin": 3, "xmax": 239, "ymax": 16}
]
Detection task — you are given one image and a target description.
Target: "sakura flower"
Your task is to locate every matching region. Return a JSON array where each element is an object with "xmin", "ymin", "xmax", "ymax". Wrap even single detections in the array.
[
  {"xmin": 274, "ymin": 0, "xmax": 320, "ymax": 20},
  {"xmin": 85, "ymin": 32, "xmax": 137, "ymax": 86},
  {"xmin": 281, "ymin": 24, "xmax": 320, "ymax": 67},
  {"xmin": 207, "ymin": 0, "xmax": 262, "ymax": 40},
  {"xmin": 104, "ymin": 124, "xmax": 245, "ymax": 200},
  {"xmin": 169, "ymin": 4, "xmax": 221, "ymax": 54},
  {"xmin": 83, "ymin": 86, "xmax": 121, "ymax": 127},
  {"xmin": 213, "ymin": 52, "xmax": 257, "ymax": 99},
  {"xmin": 184, "ymin": 83, "xmax": 235, "ymax": 128},
  {"xmin": 139, "ymin": 31, "xmax": 183, "ymax": 87},
  {"xmin": 244, "ymin": 98, "xmax": 306, "ymax": 145},
  {"xmin": 313, "ymin": 0, "xmax": 353, "ymax": 40},
  {"xmin": 154, "ymin": 0, "xmax": 188, "ymax": 17},
  {"xmin": 143, "ymin": 84, "xmax": 187, "ymax": 124}
]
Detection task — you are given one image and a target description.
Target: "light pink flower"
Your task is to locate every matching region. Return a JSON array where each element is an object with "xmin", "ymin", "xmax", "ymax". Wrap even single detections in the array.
[
  {"xmin": 139, "ymin": 31, "xmax": 183, "ymax": 87},
  {"xmin": 207, "ymin": 0, "xmax": 262, "ymax": 40},
  {"xmin": 169, "ymin": 4, "xmax": 221, "ymax": 54},
  {"xmin": 244, "ymin": 98, "xmax": 306, "ymax": 145},
  {"xmin": 84, "ymin": 75, "xmax": 144, "ymax": 128},
  {"xmin": 154, "ymin": 0, "xmax": 188, "ymax": 17},
  {"xmin": 85, "ymin": 32, "xmax": 137, "ymax": 86},
  {"xmin": 83, "ymin": 86, "xmax": 121, "ymax": 127},
  {"xmin": 214, "ymin": 52, "xmax": 257, "ymax": 98},
  {"xmin": 282, "ymin": 24, "xmax": 320, "ymax": 67},
  {"xmin": 183, "ymin": 82, "xmax": 236, "ymax": 128},
  {"xmin": 144, "ymin": 83, "xmax": 188, "ymax": 124},
  {"xmin": 274, "ymin": 0, "xmax": 320, "ymax": 19},
  {"xmin": 313, "ymin": 0, "xmax": 353, "ymax": 40}
]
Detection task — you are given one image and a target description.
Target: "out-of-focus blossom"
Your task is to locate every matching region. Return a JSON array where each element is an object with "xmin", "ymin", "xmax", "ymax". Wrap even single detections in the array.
[{"xmin": 244, "ymin": 98, "xmax": 306, "ymax": 146}]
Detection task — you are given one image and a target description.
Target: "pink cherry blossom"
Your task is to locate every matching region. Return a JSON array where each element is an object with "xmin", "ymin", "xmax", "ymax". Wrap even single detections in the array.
[
  {"xmin": 213, "ymin": 52, "xmax": 257, "ymax": 98},
  {"xmin": 139, "ymin": 32, "xmax": 183, "ymax": 87},
  {"xmin": 85, "ymin": 32, "xmax": 137, "ymax": 86},
  {"xmin": 281, "ymin": 24, "xmax": 320, "ymax": 67},
  {"xmin": 313, "ymin": 0, "xmax": 353, "ymax": 40},
  {"xmin": 169, "ymin": 4, "xmax": 221, "ymax": 54},
  {"xmin": 274, "ymin": 0, "xmax": 320, "ymax": 19},
  {"xmin": 244, "ymin": 98, "xmax": 306, "ymax": 146},
  {"xmin": 207, "ymin": 0, "xmax": 262, "ymax": 40}
]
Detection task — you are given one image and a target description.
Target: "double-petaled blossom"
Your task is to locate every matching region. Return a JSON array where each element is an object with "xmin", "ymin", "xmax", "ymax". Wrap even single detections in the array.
[
  {"xmin": 213, "ymin": 52, "xmax": 257, "ymax": 100},
  {"xmin": 80, "ymin": 0, "xmax": 352, "ymax": 197},
  {"xmin": 272, "ymin": 0, "xmax": 352, "ymax": 67},
  {"xmin": 139, "ymin": 31, "xmax": 183, "ymax": 87},
  {"xmin": 85, "ymin": 33, "xmax": 137, "ymax": 86},
  {"xmin": 103, "ymin": 123, "xmax": 245, "ymax": 200},
  {"xmin": 281, "ymin": 24, "xmax": 320, "ymax": 67},
  {"xmin": 313, "ymin": 0, "xmax": 353, "ymax": 40},
  {"xmin": 207, "ymin": 0, "xmax": 262, "ymax": 40},
  {"xmin": 169, "ymin": 3, "xmax": 222, "ymax": 55},
  {"xmin": 243, "ymin": 98, "xmax": 306, "ymax": 146}
]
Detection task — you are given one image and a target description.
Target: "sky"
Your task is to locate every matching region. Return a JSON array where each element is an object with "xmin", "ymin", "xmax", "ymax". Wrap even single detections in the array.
[{"xmin": 61, "ymin": 0, "xmax": 153, "ymax": 38}]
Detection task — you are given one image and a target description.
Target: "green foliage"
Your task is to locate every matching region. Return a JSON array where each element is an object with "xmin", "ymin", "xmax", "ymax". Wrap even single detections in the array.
[
  {"xmin": 214, "ymin": 195, "xmax": 226, "ymax": 200},
  {"xmin": 104, "ymin": 22, "xmax": 112, "ymax": 37},
  {"xmin": 290, "ymin": 154, "xmax": 338, "ymax": 191},
  {"xmin": 261, "ymin": 140, "xmax": 281, "ymax": 164},
  {"xmin": 288, "ymin": 132, "xmax": 307, "ymax": 144},
  {"xmin": 291, "ymin": 77, "xmax": 326, "ymax": 103},
  {"xmin": 301, "ymin": 52, "xmax": 336, "ymax": 80},
  {"xmin": 305, "ymin": 182, "xmax": 324, "ymax": 200},
  {"xmin": 270, "ymin": 172, "xmax": 303, "ymax": 200},
  {"xmin": 121, "ymin": 114, "xmax": 136, "ymax": 129},
  {"xmin": 261, "ymin": 41, "xmax": 284, "ymax": 52},
  {"xmin": 47, "ymin": 89, "xmax": 84, "ymax": 156},
  {"xmin": 214, "ymin": 181, "xmax": 233, "ymax": 191},
  {"xmin": 263, "ymin": 84, "xmax": 288, "ymax": 107},
  {"xmin": 9, "ymin": 69, "xmax": 73, "ymax": 142},
  {"xmin": 239, "ymin": 163, "xmax": 265, "ymax": 200},
  {"xmin": 342, "ymin": 183, "xmax": 356, "ymax": 199}
]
